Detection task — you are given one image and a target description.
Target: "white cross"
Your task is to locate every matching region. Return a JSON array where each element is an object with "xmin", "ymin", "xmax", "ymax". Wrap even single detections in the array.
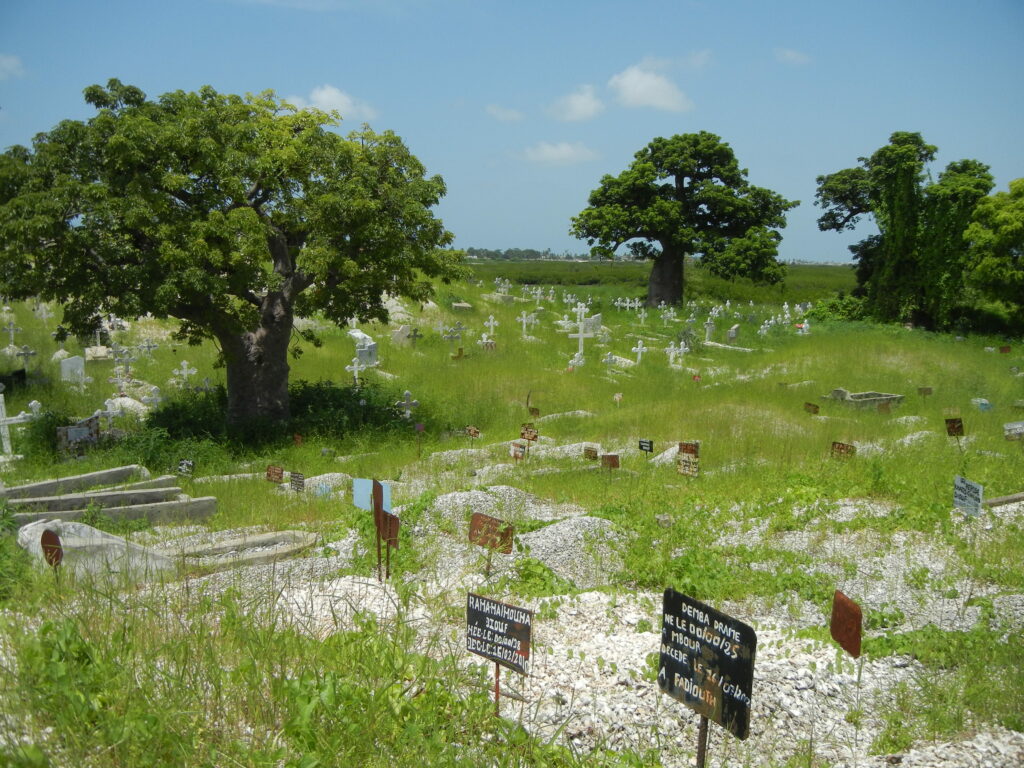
[
  {"xmin": 603, "ymin": 351, "xmax": 616, "ymax": 371},
  {"xmin": 108, "ymin": 367, "xmax": 129, "ymax": 395},
  {"xmin": 345, "ymin": 356, "xmax": 366, "ymax": 386},
  {"xmin": 137, "ymin": 339, "xmax": 159, "ymax": 357},
  {"xmin": 567, "ymin": 318, "xmax": 595, "ymax": 359},
  {"xmin": 637, "ymin": 308, "xmax": 647, "ymax": 325},
  {"xmin": 194, "ymin": 377, "xmax": 214, "ymax": 393},
  {"xmin": 36, "ymin": 305, "xmax": 53, "ymax": 324},
  {"xmin": 173, "ymin": 360, "xmax": 197, "ymax": 385},
  {"xmin": 484, "ymin": 315, "xmax": 499, "ymax": 336},
  {"xmin": 3, "ymin": 320, "xmax": 21, "ymax": 346},
  {"xmin": 632, "ymin": 340, "xmax": 647, "ymax": 364},
  {"xmin": 0, "ymin": 396, "xmax": 43, "ymax": 455},
  {"xmin": 395, "ymin": 390, "xmax": 419, "ymax": 420},
  {"xmin": 569, "ymin": 351, "xmax": 585, "ymax": 368},
  {"xmin": 666, "ymin": 342, "xmax": 679, "ymax": 366},
  {"xmin": 517, "ymin": 311, "xmax": 531, "ymax": 336},
  {"xmin": 141, "ymin": 386, "xmax": 163, "ymax": 408},
  {"xmin": 15, "ymin": 345, "xmax": 37, "ymax": 367},
  {"xmin": 477, "ymin": 332, "xmax": 493, "ymax": 347}
]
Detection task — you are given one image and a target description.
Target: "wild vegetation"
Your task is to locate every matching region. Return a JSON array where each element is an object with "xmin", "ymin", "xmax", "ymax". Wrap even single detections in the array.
[{"xmin": 0, "ymin": 264, "xmax": 1021, "ymax": 766}]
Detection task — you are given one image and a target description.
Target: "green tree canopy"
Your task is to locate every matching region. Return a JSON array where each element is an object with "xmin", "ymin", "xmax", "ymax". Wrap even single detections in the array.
[
  {"xmin": 0, "ymin": 79, "xmax": 464, "ymax": 426},
  {"xmin": 965, "ymin": 177, "xmax": 1024, "ymax": 315},
  {"xmin": 570, "ymin": 132, "xmax": 797, "ymax": 306},
  {"xmin": 815, "ymin": 131, "xmax": 993, "ymax": 327}
]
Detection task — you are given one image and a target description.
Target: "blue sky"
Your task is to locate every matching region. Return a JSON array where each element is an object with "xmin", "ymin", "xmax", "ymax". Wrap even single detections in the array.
[{"xmin": 2, "ymin": 0, "xmax": 1022, "ymax": 263}]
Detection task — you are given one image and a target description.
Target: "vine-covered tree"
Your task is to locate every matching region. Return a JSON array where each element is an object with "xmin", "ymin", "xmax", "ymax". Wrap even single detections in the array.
[
  {"xmin": 570, "ymin": 132, "xmax": 797, "ymax": 305},
  {"xmin": 0, "ymin": 80, "xmax": 463, "ymax": 426},
  {"xmin": 965, "ymin": 178, "xmax": 1024, "ymax": 318},
  {"xmin": 815, "ymin": 132, "xmax": 993, "ymax": 327}
]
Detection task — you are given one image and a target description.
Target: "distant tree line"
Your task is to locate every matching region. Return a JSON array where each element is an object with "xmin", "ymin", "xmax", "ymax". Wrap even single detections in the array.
[{"xmin": 465, "ymin": 247, "xmax": 596, "ymax": 261}]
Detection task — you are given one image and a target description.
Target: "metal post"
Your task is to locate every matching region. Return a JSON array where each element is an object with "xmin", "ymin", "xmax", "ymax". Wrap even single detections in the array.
[
  {"xmin": 695, "ymin": 715, "xmax": 709, "ymax": 768},
  {"xmin": 494, "ymin": 662, "xmax": 501, "ymax": 717}
]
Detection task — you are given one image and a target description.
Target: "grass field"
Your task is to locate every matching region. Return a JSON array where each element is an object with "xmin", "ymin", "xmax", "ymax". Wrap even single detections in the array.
[{"xmin": 0, "ymin": 266, "xmax": 1021, "ymax": 767}]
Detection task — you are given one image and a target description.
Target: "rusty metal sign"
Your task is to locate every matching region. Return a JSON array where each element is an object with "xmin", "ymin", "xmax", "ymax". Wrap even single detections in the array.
[
  {"xmin": 469, "ymin": 512, "xmax": 514, "ymax": 554},
  {"xmin": 829, "ymin": 590, "xmax": 862, "ymax": 658},
  {"xmin": 520, "ymin": 424, "xmax": 539, "ymax": 442},
  {"xmin": 467, "ymin": 593, "xmax": 532, "ymax": 675},
  {"xmin": 40, "ymin": 529, "xmax": 63, "ymax": 568},
  {"xmin": 465, "ymin": 425, "xmax": 481, "ymax": 439},
  {"xmin": 290, "ymin": 471, "xmax": 305, "ymax": 493},
  {"xmin": 659, "ymin": 588, "xmax": 757, "ymax": 740},
  {"xmin": 510, "ymin": 441, "xmax": 526, "ymax": 460},
  {"xmin": 830, "ymin": 441, "xmax": 856, "ymax": 458},
  {"xmin": 945, "ymin": 418, "xmax": 965, "ymax": 437},
  {"xmin": 803, "ymin": 402, "xmax": 820, "ymax": 415},
  {"xmin": 601, "ymin": 453, "xmax": 620, "ymax": 469},
  {"xmin": 999, "ymin": 345, "xmax": 1011, "ymax": 354},
  {"xmin": 266, "ymin": 465, "xmax": 284, "ymax": 483},
  {"xmin": 678, "ymin": 441, "xmax": 700, "ymax": 477},
  {"xmin": 583, "ymin": 446, "xmax": 598, "ymax": 460}
]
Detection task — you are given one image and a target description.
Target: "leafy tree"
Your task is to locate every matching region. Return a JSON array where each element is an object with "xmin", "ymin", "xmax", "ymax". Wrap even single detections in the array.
[
  {"xmin": 0, "ymin": 80, "xmax": 463, "ymax": 427},
  {"xmin": 815, "ymin": 132, "xmax": 992, "ymax": 327},
  {"xmin": 570, "ymin": 132, "xmax": 797, "ymax": 305},
  {"xmin": 965, "ymin": 178, "xmax": 1024, "ymax": 316}
]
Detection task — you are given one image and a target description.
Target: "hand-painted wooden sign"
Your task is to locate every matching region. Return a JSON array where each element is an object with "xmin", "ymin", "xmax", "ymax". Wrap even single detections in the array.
[
  {"xmin": 510, "ymin": 441, "xmax": 526, "ymax": 461},
  {"xmin": 290, "ymin": 471, "xmax": 305, "ymax": 493},
  {"xmin": 658, "ymin": 588, "xmax": 757, "ymax": 740},
  {"xmin": 830, "ymin": 441, "xmax": 856, "ymax": 459},
  {"xmin": 601, "ymin": 453, "xmax": 620, "ymax": 469},
  {"xmin": 803, "ymin": 402, "xmax": 820, "ymax": 415},
  {"xmin": 466, "ymin": 593, "xmax": 532, "ymax": 676},
  {"xmin": 266, "ymin": 465, "xmax": 284, "ymax": 483},
  {"xmin": 999, "ymin": 345, "xmax": 1011, "ymax": 354},
  {"xmin": 945, "ymin": 417, "xmax": 965, "ymax": 437},
  {"xmin": 40, "ymin": 529, "xmax": 63, "ymax": 568},
  {"xmin": 520, "ymin": 424, "xmax": 539, "ymax": 442},
  {"xmin": 528, "ymin": 406, "xmax": 540, "ymax": 418},
  {"xmin": 829, "ymin": 590, "xmax": 862, "ymax": 658},
  {"xmin": 465, "ymin": 425, "xmax": 481, "ymax": 439},
  {"xmin": 583, "ymin": 446, "xmax": 598, "ymax": 460},
  {"xmin": 677, "ymin": 441, "xmax": 700, "ymax": 477},
  {"xmin": 639, "ymin": 439, "xmax": 654, "ymax": 453},
  {"xmin": 469, "ymin": 512, "xmax": 514, "ymax": 554}
]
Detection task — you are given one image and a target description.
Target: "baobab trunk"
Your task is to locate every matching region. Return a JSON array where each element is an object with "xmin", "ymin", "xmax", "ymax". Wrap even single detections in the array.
[
  {"xmin": 647, "ymin": 247, "xmax": 684, "ymax": 306},
  {"xmin": 214, "ymin": 293, "xmax": 293, "ymax": 427}
]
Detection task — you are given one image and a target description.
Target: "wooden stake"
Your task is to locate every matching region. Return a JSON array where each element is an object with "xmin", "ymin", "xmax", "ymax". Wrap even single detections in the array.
[{"xmin": 696, "ymin": 715, "xmax": 709, "ymax": 768}]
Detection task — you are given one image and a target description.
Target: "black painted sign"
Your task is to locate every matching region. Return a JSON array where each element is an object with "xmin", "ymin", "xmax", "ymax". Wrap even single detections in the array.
[
  {"xmin": 466, "ymin": 593, "xmax": 532, "ymax": 675},
  {"xmin": 658, "ymin": 588, "xmax": 756, "ymax": 740},
  {"xmin": 945, "ymin": 418, "xmax": 965, "ymax": 437},
  {"xmin": 290, "ymin": 471, "xmax": 305, "ymax": 493},
  {"xmin": 639, "ymin": 439, "xmax": 654, "ymax": 453}
]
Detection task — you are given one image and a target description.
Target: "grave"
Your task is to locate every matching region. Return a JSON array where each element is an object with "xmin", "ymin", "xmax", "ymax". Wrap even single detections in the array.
[{"xmin": 826, "ymin": 388, "xmax": 904, "ymax": 409}]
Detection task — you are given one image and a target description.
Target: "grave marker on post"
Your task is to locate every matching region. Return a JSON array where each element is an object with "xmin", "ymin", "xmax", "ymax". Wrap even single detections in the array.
[
  {"xmin": 469, "ymin": 512, "xmax": 514, "ymax": 577},
  {"xmin": 830, "ymin": 441, "xmax": 856, "ymax": 459},
  {"xmin": 659, "ymin": 588, "xmax": 757, "ymax": 766},
  {"xmin": 601, "ymin": 453, "xmax": 619, "ymax": 470},
  {"xmin": 177, "ymin": 459, "xmax": 194, "ymax": 476},
  {"xmin": 266, "ymin": 465, "xmax": 284, "ymax": 483},
  {"xmin": 639, "ymin": 439, "xmax": 654, "ymax": 455},
  {"xmin": 290, "ymin": 472, "xmax": 305, "ymax": 492},
  {"xmin": 677, "ymin": 441, "xmax": 700, "ymax": 477},
  {"xmin": 953, "ymin": 475, "xmax": 983, "ymax": 515},
  {"xmin": 829, "ymin": 590, "xmax": 862, "ymax": 658},
  {"xmin": 918, "ymin": 386, "xmax": 933, "ymax": 399},
  {"xmin": 466, "ymin": 593, "xmax": 533, "ymax": 716},
  {"xmin": 40, "ymin": 529, "xmax": 63, "ymax": 569},
  {"xmin": 583, "ymin": 446, "xmax": 598, "ymax": 460},
  {"xmin": 804, "ymin": 402, "xmax": 820, "ymax": 415}
]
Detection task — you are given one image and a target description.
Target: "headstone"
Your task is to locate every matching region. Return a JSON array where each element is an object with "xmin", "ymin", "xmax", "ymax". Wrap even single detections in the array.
[
  {"xmin": 677, "ymin": 441, "xmax": 700, "ymax": 477},
  {"xmin": 953, "ymin": 475, "xmax": 983, "ymax": 515},
  {"xmin": 999, "ymin": 345, "xmax": 1011, "ymax": 354},
  {"xmin": 583, "ymin": 446, "xmax": 598, "ymax": 460},
  {"xmin": 466, "ymin": 593, "xmax": 532, "ymax": 676},
  {"xmin": 829, "ymin": 590, "xmax": 862, "ymax": 658},
  {"xmin": 345, "ymin": 357, "xmax": 367, "ymax": 386},
  {"xmin": 177, "ymin": 459, "xmax": 194, "ymax": 476},
  {"xmin": 658, "ymin": 588, "xmax": 757, "ymax": 740},
  {"xmin": 704, "ymin": 319, "xmax": 715, "ymax": 343},
  {"xmin": 356, "ymin": 340, "xmax": 378, "ymax": 368},
  {"xmin": 468, "ymin": 512, "xmax": 514, "ymax": 554},
  {"xmin": 727, "ymin": 325, "xmax": 739, "ymax": 342},
  {"xmin": 60, "ymin": 355, "xmax": 87, "ymax": 383},
  {"xmin": 1004, "ymin": 421, "xmax": 1024, "ymax": 441},
  {"xmin": 40, "ymin": 529, "xmax": 63, "ymax": 568},
  {"xmin": 509, "ymin": 441, "xmax": 526, "ymax": 461},
  {"xmin": 290, "ymin": 472, "xmax": 306, "ymax": 493},
  {"xmin": 391, "ymin": 325, "xmax": 411, "ymax": 345}
]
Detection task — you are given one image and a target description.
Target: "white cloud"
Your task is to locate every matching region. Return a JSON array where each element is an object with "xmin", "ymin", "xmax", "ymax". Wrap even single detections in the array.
[
  {"xmin": 774, "ymin": 47, "xmax": 811, "ymax": 65},
  {"xmin": 549, "ymin": 84, "xmax": 604, "ymax": 122},
  {"xmin": 524, "ymin": 141, "xmax": 596, "ymax": 166},
  {"xmin": 0, "ymin": 54, "xmax": 25, "ymax": 80},
  {"xmin": 287, "ymin": 84, "xmax": 377, "ymax": 120},
  {"xmin": 608, "ymin": 63, "xmax": 692, "ymax": 112},
  {"xmin": 486, "ymin": 104, "xmax": 524, "ymax": 122}
]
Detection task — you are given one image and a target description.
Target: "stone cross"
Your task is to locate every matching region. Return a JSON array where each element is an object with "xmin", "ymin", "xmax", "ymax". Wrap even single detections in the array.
[
  {"xmin": 137, "ymin": 338, "xmax": 159, "ymax": 357},
  {"xmin": 602, "ymin": 351, "xmax": 616, "ymax": 372},
  {"xmin": 345, "ymin": 356, "xmax": 366, "ymax": 386},
  {"xmin": 632, "ymin": 340, "xmax": 647, "ymax": 364},
  {"xmin": 173, "ymin": 360, "xmax": 198, "ymax": 386},
  {"xmin": 666, "ymin": 342, "xmax": 679, "ymax": 366},
  {"xmin": 194, "ymin": 377, "xmax": 214, "ymax": 393},
  {"xmin": 704, "ymin": 319, "xmax": 716, "ymax": 342},
  {"xmin": 484, "ymin": 315, "xmax": 499, "ymax": 337},
  {"xmin": 15, "ymin": 345, "xmax": 37, "ymax": 368},
  {"xmin": 141, "ymin": 386, "xmax": 163, "ymax": 408},
  {"xmin": 637, "ymin": 308, "xmax": 647, "ymax": 326},
  {"xmin": 108, "ymin": 367, "xmax": 129, "ymax": 396},
  {"xmin": 661, "ymin": 307, "xmax": 677, "ymax": 325},
  {"xmin": 477, "ymin": 332, "xmax": 495, "ymax": 350},
  {"xmin": 517, "ymin": 311, "xmax": 531, "ymax": 336},
  {"xmin": 396, "ymin": 390, "xmax": 419, "ymax": 420},
  {"xmin": 408, "ymin": 327, "xmax": 423, "ymax": 347},
  {"xmin": 568, "ymin": 351, "xmax": 585, "ymax": 369},
  {"xmin": 3, "ymin": 320, "xmax": 21, "ymax": 347},
  {"xmin": 0, "ymin": 396, "xmax": 43, "ymax": 456},
  {"xmin": 567, "ymin": 312, "xmax": 595, "ymax": 363},
  {"xmin": 36, "ymin": 305, "xmax": 53, "ymax": 324}
]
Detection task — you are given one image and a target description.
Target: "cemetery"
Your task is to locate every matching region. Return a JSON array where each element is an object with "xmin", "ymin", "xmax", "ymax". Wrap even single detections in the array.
[{"xmin": 0, "ymin": 270, "xmax": 1020, "ymax": 768}]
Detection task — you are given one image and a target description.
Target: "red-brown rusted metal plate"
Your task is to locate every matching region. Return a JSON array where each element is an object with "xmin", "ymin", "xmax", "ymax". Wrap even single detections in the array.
[
  {"xmin": 40, "ymin": 529, "xmax": 63, "ymax": 568},
  {"xmin": 830, "ymin": 590, "xmax": 862, "ymax": 658},
  {"xmin": 469, "ymin": 512, "xmax": 514, "ymax": 554},
  {"xmin": 831, "ymin": 441, "xmax": 856, "ymax": 458},
  {"xmin": 266, "ymin": 465, "xmax": 284, "ymax": 483},
  {"xmin": 945, "ymin": 418, "xmax": 965, "ymax": 437},
  {"xmin": 804, "ymin": 402, "xmax": 820, "ymax": 415},
  {"xmin": 465, "ymin": 425, "xmax": 481, "ymax": 438},
  {"xmin": 520, "ymin": 424, "xmax": 539, "ymax": 442},
  {"xmin": 379, "ymin": 510, "xmax": 400, "ymax": 549},
  {"xmin": 601, "ymin": 454, "xmax": 619, "ymax": 469}
]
